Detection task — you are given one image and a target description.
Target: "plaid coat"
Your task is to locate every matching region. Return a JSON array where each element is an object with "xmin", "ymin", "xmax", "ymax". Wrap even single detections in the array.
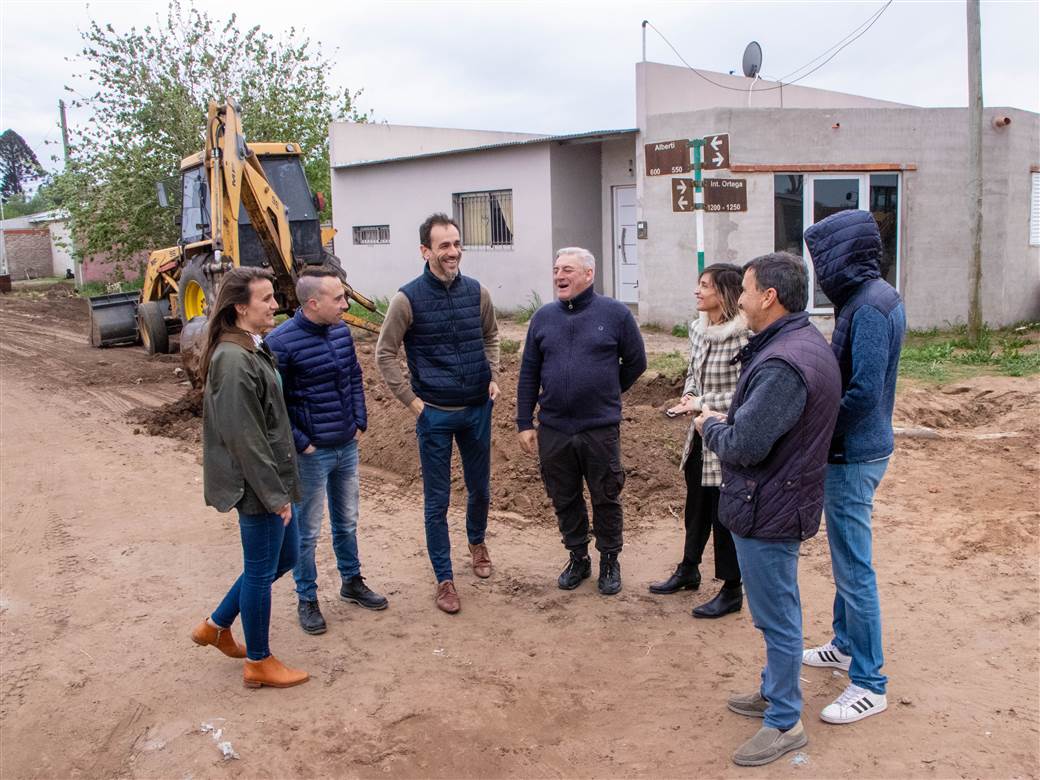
[{"xmin": 679, "ymin": 312, "xmax": 750, "ymax": 485}]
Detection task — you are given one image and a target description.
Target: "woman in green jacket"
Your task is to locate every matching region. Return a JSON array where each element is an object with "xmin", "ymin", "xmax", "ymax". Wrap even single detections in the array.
[{"xmin": 189, "ymin": 267, "xmax": 308, "ymax": 688}]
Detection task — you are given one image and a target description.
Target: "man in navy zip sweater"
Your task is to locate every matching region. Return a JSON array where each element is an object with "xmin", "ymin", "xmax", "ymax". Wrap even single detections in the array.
[
  {"xmin": 266, "ymin": 269, "xmax": 388, "ymax": 636},
  {"xmin": 801, "ymin": 209, "xmax": 905, "ymax": 726},
  {"xmin": 517, "ymin": 247, "xmax": 646, "ymax": 595}
]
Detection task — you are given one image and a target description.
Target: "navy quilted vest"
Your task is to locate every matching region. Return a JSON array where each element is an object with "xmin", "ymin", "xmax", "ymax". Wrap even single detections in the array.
[
  {"xmin": 400, "ymin": 265, "xmax": 491, "ymax": 407},
  {"xmin": 718, "ymin": 313, "xmax": 841, "ymax": 541}
]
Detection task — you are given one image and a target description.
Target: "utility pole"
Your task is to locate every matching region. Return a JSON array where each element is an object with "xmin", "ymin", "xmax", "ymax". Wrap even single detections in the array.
[
  {"xmin": 59, "ymin": 100, "xmax": 71, "ymax": 164},
  {"xmin": 966, "ymin": 0, "xmax": 984, "ymax": 344}
]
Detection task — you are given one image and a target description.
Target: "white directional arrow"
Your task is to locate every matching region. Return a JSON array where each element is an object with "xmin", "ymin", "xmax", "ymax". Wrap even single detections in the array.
[
  {"xmin": 678, "ymin": 196, "xmax": 689, "ymax": 210},
  {"xmin": 677, "ymin": 180, "xmax": 687, "ymax": 195},
  {"xmin": 711, "ymin": 136, "xmax": 723, "ymax": 151},
  {"xmin": 713, "ymin": 152, "xmax": 724, "ymax": 166}
]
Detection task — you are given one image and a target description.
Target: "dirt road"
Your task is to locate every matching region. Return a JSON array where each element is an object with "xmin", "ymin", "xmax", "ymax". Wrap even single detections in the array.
[{"xmin": 1, "ymin": 287, "xmax": 1037, "ymax": 778}]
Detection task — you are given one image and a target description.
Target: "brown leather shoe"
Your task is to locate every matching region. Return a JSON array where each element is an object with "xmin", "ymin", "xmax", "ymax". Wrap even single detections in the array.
[
  {"xmin": 191, "ymin": 619, "xmax": 246, "ymax": 659},
  {"xmin": 469, "ymin": 542, "xmax": 492, "ymax": 578},
  {"xmin": 435, "ymin": 580, "xmax": 461, "ymax": 614},
  {"xmin": 242, "ymin": 655, "xmax": 309, "ymax": 689}
]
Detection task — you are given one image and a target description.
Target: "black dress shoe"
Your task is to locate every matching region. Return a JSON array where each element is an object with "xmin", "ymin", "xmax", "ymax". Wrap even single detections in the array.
[
  {"xmin": 598, "ymin": 553, "xmax": 622, "ymax": 595},
  {"xmin": 648, "ymin": 563, "xmax": 701, "ymax": 594},
  {"xmin": 340, "ymin": 575, "xmax": 389, "ymax": 610},
  {"xmin": 692, "ymin": 585, "xmax": 743, "ymax": 618},
  {"xmin": 558, "ymin": 552, "xmax": 592, "ymax": 590},
  {"xmin": 298, "ymin": 599, "xmax": 327, "ymax": 634}
]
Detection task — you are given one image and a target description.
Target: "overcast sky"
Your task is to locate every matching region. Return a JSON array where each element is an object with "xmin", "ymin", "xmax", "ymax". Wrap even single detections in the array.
[{"xmin": 1, "ymin": 0, "xmax": 1037, "ymax": 174}]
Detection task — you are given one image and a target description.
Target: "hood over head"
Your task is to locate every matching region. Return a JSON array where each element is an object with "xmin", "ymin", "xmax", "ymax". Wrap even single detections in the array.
[{"xmin": 804, "ymin": 210, "xmax": 882, "ymax": 309}]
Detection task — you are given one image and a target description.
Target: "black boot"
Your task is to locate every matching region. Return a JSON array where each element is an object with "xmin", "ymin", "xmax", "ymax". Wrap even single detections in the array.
[
  {"xmin": 297, "ymin": 599, "xmax": 327, "ymax": 634},
  {"xmin": 648, "ymin": 562, "xmax": 701, "ymax": 594},
  {"xmin": 558, "ymin": 551, "xmax": 592, "ymax": 590},
  {"xmin": 598, "ymin": 552, "xmax": 622, "ymax": 595},
  {"xmin": 692, "ymin": 584, "xmax": 743, "ymax": 618},
  {"xmin": 340, "ymin": 575, "xmax": 389, "ymax": 611}
]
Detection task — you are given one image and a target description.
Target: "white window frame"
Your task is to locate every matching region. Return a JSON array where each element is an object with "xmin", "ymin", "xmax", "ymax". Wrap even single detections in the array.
[
  {"xmin": 1030, "ymin": 171, "xmax": 1040, "ymax": 247},
  {"xmin": 352, "ymin": 225, "xmax": 390, "ymax": 245},
  {"xmin": 799, "ymin": 173, "xmax": 902, "ymax": 313}
]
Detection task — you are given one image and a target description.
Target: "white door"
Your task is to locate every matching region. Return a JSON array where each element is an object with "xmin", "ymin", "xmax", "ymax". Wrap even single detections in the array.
[{"xmin": 613, "ymin": 185, "xmax": 638, "ymax": 303}]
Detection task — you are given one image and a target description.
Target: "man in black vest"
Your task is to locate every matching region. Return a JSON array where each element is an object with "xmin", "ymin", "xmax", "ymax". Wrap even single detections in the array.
[
  {"xmin": 376, "ymin": 213, "xmax": 500, "ymax": 614},
  {"xmin": 694, "ymin": 252, "xmax": 840, "ymax": 767}
]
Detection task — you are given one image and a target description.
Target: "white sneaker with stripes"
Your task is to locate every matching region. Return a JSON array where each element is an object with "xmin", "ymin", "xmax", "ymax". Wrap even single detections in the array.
[
  {"xmin": 820, "ymin": 683, "xmax": 888, "ymax": 724},
  {"xmin": 802, "ymin": 641, "xmax": 852, "ymax": 671}
]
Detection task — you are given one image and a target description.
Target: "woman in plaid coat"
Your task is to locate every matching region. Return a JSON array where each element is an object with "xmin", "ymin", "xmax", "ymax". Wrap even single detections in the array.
[{"xmin": 650, "ymin": 263, "xmax": 750, "ymax": 618}]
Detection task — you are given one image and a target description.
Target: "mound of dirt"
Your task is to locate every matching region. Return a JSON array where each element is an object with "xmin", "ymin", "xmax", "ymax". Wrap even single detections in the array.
[
  {"xmin": 129, "ymin": 388, "xmax": 203, "ymax": 443},
  {"xmin": 894, "ymin": 381, "xmax": 1037, "ymax": 431},
  {"xmin": 126, "ymin": 346, "xmax": 693, "ymax": 529}
]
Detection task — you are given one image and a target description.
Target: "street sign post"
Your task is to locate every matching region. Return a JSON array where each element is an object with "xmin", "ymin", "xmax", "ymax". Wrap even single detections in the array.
[
  {"xmin": 671, "ymin": 178, "xmax": 694, "ymax": 212},
  {"xmin": 702, "ymin": 178, "xmax": 748, "ymax": 211},
  {"xmin": 645, "ymin": 139, "xmax": 690, "ymax": 176},
  {"xmin": 702, "ymin": 133, "xmax": 730, "ymax": 170}
]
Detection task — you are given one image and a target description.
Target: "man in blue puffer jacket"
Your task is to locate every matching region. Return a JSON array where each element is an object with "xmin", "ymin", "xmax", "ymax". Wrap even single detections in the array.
[
  {"xmin": 266, "ymin": 269, "xmax": 388, "ymax": 636},
  {"xmin": 802, "ymin": 209, "xmax": 906, "ymax": 726}
]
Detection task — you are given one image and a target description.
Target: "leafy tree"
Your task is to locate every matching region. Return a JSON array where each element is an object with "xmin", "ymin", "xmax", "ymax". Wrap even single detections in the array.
[
  {"xmin": 0, "ymin": 130, "xmax": 45, "ymax": 203},
  {"xmin": 55, "ymin": 0, "xmax": 369, "ymax": 266}
]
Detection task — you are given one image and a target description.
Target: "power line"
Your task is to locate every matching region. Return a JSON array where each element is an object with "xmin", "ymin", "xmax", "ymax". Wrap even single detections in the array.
[{"xmin": 644, "ymin": 1, "xmax": 893, "ymax": 94}]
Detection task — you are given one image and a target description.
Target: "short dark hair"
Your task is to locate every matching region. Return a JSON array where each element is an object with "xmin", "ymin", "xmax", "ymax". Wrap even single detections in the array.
[
  {"xmin": 743, "ymin": 252, "xmax": 808, "ymax": 313},
  {"xmin": 419, "ymin": 213, "xmax": 460, "ymax": 249}
]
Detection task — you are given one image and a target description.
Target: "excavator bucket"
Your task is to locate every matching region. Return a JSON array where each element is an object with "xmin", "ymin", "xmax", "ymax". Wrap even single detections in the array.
[
  {"xmin": 87, "ymin": 292, "xmax": 140, "ymax": 347},
  {"xmin": 179, "ymin": 316, "xmax": 209, "ymax": 388}
]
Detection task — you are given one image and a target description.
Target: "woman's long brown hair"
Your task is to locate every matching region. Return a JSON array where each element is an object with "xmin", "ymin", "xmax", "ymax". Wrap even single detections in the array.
[
  {"xmin": 198, "ymin": 266, "xmax": 275, "ymax": 387},
  {"xmin": 700, "ymin": 262, "xmax": 744, "ymax": 323}
]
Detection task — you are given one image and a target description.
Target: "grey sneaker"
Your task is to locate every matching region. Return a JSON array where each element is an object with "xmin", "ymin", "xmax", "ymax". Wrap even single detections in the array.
[
  {"xmin": 732, "ymin": 720, "xmax": 807, "ymax": 767},
  {"xmin": 727, "ymin": 690, "xmax": 768, "ymax": 718}
]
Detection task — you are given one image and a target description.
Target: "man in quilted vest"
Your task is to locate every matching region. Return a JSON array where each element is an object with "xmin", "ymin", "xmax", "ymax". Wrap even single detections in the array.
[
  {"xmin": 695, "ymin": 252, "xmax": 840, "ymax": 766},
  {"xmin": 266, "ymin": 269, "xmax": 389, "ymax": 636},
  {"xmin": 802, "ymin": 210, "xmax": 906, "ymax": 725},
  {"xmin": 376, "ymin": 213, "xmax": 501, "ymax": 615}
]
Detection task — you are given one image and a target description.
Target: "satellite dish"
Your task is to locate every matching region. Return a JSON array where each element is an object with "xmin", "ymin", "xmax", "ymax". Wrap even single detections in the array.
[{"xmin": 742, "ymin": 41, "xmax": 763, "ymax": 78}]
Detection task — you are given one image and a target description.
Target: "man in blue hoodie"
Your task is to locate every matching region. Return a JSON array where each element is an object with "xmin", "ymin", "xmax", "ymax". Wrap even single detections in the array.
[
  {"xmin": 802, "ymin": 210, "xmax": 906, "ymax": 725},
  {"xmin": 516, "ymin": 247, "xmax": 646, "ymax": 595},
  {"xmin": 266, "ymin": 269, "xmax": 388, "ymax": 636}
]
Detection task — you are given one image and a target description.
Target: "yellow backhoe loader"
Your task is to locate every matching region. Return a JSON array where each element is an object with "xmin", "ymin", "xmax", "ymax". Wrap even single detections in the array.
[{"xmin": 87, "ymin": 100, "xmax": 380, "ymax": 380}]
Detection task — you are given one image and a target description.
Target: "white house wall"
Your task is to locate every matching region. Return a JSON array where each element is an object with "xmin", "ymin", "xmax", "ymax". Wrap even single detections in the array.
[
  {"xmin": 332, "ymin": 144, "xmax": 554, "ymax": 310},
  {"xmin": 549, "ymin": 143, "xmax": 604, "ymax": 287}
]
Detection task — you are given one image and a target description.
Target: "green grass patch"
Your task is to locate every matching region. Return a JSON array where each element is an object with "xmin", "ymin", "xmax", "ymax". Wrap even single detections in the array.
[
  {"xmin": 647, "ymin": 350, "xmax": 688, "ymax": 379},
  {"xmin": 512, "ymin": 291, "xmax": 544, "ymax": 324},
  {"xmin": 347, "ymin": 295, "xmax": 389, "ymax": 325},
  {"xmin": 899, "ymin": 322, "xmax": 1040, "ymax": 382},
  {"xmin": 501, "ymin": 338, "xmax": 521, "ymax": 355},
  {"xmin": 671, "ymin": 322, "xmax": 689, "ymax": 339},
  {"xmin": 76, "ymin": 277, "xmax": 144, "ymax": 298}
]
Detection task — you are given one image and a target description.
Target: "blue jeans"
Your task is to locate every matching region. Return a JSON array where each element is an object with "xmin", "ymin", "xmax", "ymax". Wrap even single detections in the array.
[
  {"xmin": 293, "ymin": 440, "xmax": 361, "ymax": 602},
  {"xmin": 212, "ymin": 510, "xmax": 299, "ymax": 661},
  {"xmin": 415, "ymin": 400, "xmax": 492, "ymax": 582},
  {"xmin": 732, "ymin": 533, "xmax": 803, "ymax": 731},
  {"xmin": 824, "ymin": 458, "xmax": 890, "ymax": 695}
]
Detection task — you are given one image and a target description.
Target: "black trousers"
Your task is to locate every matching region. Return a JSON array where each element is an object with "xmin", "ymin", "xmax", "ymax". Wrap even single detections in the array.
[
  {"xmin": 683, "ymin": 435, "xmax": 740, "ymax": 581},
  {"xmin": 537, "ymin": 424, "xmax": 625, "ymax": 555}
]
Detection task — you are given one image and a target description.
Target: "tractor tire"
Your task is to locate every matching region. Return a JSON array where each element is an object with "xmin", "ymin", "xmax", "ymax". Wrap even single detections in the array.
[
  {"xmin": 178, "ymin": 258, "xmax": 216, "ymax": 327},
  {"xmin": 138, "ymin": 300, "xmax": 170, "ymax": 355}
]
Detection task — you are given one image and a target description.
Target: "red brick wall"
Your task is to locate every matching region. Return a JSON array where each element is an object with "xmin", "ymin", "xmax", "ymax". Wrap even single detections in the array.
[
  {"xmin": 3, "ymin": 229, "xmax": 52, "ymax": 279},
  {"xmin": 80, "ymin": 251, "xmax": 148, "ymax": 283}
]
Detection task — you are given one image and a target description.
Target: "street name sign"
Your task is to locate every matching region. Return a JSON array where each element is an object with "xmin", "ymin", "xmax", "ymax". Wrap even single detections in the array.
[
  {"xmin": 702, "ymin": 177, "xmax": 747, "ymax": 211},
  {"xmin": 702, "ymin": 133, "xmax": 730, "ymax": 170},
  {"xmin": 645, "ymin": 139, "xmax": 690, "ymax": 176}
]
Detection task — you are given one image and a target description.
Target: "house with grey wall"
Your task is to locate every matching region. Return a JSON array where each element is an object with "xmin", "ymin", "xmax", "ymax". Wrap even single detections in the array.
[{"xmin": 330, "ymin": 61, "xmax": 1040, "ymax": 328}]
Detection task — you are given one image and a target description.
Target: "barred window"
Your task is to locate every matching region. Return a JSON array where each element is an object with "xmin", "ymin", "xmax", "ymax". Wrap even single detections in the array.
[
  {"xmin": 452, "ymin": 190, "xmax": 513, "ymax": 249},
  {"xmin": 352, "ymin": 225, "xmax": 390, "ymax": 245}
]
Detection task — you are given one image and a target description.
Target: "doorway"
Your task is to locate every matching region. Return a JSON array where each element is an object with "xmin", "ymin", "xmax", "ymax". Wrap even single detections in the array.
[{"xmin": 612, "ymin": 185, "xmax": 638, "ymax": 303}]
